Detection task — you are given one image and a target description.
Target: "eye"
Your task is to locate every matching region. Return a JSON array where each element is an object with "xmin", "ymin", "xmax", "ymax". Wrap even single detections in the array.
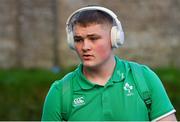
[
  {"xmin": 90, "ymin": 37, "xmax": 97, "ymax": 40},
  {"xmin": 89, "ymin": 36, "xmax": 100, "ymax": 41},
  {"xmin": 74, "ymin": 36, "xmax": 83, "ymax": 43}
]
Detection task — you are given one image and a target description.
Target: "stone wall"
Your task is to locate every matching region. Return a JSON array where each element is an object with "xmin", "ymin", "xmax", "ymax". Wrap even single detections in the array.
[
  {"xmin": 0, "ymin": 0, "xmax": 179, "ymax": 68},
  {"xmin": 0, "ymin": 0, "xmax": 17, "ymax": 68}
]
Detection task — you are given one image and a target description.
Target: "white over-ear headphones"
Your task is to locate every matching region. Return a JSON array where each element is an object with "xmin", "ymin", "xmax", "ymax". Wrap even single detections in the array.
[{"xmin": 66, "ymin": 6, "xmax": 125, "ymax": 49}]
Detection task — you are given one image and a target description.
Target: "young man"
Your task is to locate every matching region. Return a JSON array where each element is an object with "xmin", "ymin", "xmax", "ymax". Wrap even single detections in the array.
[{"xmin": 41, "ymin": 6, "xmax": 177, "ymax": 121}]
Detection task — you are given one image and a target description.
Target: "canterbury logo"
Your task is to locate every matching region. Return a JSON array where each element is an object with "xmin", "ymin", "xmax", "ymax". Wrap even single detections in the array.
[{"xmin": 73, "ymin": 97, "xmax": 85, "ymax": 107}]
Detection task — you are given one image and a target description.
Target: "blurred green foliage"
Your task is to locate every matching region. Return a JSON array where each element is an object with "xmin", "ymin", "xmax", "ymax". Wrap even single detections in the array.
[
  {"xmin": 154, "ymin": 67, "xmax": 180, "ymax": 120},
  {"xmin": 0, "ymin": 67, "xmax": 179, "ymax": 120},
  {"xmin": 0, "ymin": 67, "xmax": 75, "ymax": 120}
]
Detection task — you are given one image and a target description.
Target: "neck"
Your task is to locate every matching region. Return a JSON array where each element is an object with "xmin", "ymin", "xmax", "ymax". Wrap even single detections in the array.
[{"xmin": 83, "ymin": 55, "xmax": 116, "ymax": 86}]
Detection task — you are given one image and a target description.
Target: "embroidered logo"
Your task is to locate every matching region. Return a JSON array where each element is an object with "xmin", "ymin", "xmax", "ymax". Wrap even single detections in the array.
[
  {"xmin": 117, "ymin": 71, "xmax": 125, "ymax": 80},
  {"xmin": 121, "ymin": 73, "xmax": 125, "ymax": 80},
  {"xmin": 123, "ymin": 83, "xmax": 134, "ymax": 96},
  {"xmin": 73, "ymin": 96, "xmax": 85, "ymax": 107}
]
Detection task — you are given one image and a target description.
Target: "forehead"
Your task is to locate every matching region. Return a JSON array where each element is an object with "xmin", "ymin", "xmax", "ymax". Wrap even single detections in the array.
[{"xmin": 73, "ymin": 23, "xmax": 111, "ymax": 35}]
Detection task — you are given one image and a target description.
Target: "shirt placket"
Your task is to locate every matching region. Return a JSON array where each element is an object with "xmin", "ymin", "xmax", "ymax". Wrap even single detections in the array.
[{"xmin": 102, "ymin": 87, "xmax": 113, "ymax": 120}]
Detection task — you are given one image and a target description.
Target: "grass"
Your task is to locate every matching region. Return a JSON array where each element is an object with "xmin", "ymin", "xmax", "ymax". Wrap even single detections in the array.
[{"xmin": 0, "ymin": 67, "xmax": 179, "ymax": 120}]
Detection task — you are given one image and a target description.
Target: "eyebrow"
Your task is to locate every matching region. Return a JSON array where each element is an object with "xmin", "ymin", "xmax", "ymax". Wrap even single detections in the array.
[
  {"xmin": 87, "ymin": 34, "xmax": 100, "ymax": 37},
  {"xmin": 74, "ymin": 34, "xmax": 100, "ymax": 38}
]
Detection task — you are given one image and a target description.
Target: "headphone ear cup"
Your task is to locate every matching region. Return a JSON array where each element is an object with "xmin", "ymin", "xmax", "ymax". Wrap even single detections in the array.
[
  {"xmin": 111, "ymin": 26, "xmax": 124, "ymax": 48},
  {"xmin": 66, "ymin": 27, "xmax": 75, "ymax": 49}
]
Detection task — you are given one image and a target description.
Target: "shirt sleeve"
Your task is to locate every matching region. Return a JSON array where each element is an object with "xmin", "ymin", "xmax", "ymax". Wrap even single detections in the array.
[
  {"xmin": 142, "ymin": 66, "xmax": 175, "ymax": 120},
  {"xmin": 41, "ymin": 80, "xmax": 62, "ymax": 121}
]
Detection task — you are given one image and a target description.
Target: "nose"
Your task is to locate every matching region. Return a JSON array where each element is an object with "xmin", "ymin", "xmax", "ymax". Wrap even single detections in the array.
[{"xmin": 82, "ymin": 39, "xmax": 91, "ymax": 51}]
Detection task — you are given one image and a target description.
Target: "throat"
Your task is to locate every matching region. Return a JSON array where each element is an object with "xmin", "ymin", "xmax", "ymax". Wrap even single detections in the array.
[
  {"xmin": 83, "ymin": 70, "xmax": 111, "ymax": 86},
  {"xmin": 83, "ymin": 57, "xmax": 116, "ymax": 86}
]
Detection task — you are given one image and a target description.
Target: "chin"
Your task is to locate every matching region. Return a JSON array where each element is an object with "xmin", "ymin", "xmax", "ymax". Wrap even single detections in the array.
[
  {"xmin": 82, "ymin": 61, "xmax": 97, "ymax": 68},
  {"xmin": 83, "ymin": 61, "xmax": 103, "ymax": 69}
]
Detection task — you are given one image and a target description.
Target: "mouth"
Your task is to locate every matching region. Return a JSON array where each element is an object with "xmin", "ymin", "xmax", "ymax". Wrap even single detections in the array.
[{"xmin": 82, "ymin": 54, "xmax": 94, "ymax": 60}]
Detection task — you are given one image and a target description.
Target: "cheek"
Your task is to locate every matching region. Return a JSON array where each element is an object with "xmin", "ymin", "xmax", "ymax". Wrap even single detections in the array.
[
  {"xmin": 95, "ymin": 41, "xmax": 112, "ymax": 58},
  {"xmin": 74, "ymin": 45, "xmax": 81, "ymax": 55}
]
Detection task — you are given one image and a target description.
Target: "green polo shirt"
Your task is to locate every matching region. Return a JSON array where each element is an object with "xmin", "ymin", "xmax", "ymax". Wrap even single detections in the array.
[{"xmin": 41, "ymin": 56, "xmax": 175, "ymax": 121}]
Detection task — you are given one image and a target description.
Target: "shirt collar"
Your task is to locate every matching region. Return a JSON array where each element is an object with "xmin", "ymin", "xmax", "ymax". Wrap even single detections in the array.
[
  {"xmin": 75, "ymin": 64, "xmax": 96, "ymax": 91},
  {"xmin": 109, "ymin": 56, "xmax": 127, "ymax": 83},
  {"xmin": 74, "ymin": 56, "xmax": 128, "ymax": 91}
]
